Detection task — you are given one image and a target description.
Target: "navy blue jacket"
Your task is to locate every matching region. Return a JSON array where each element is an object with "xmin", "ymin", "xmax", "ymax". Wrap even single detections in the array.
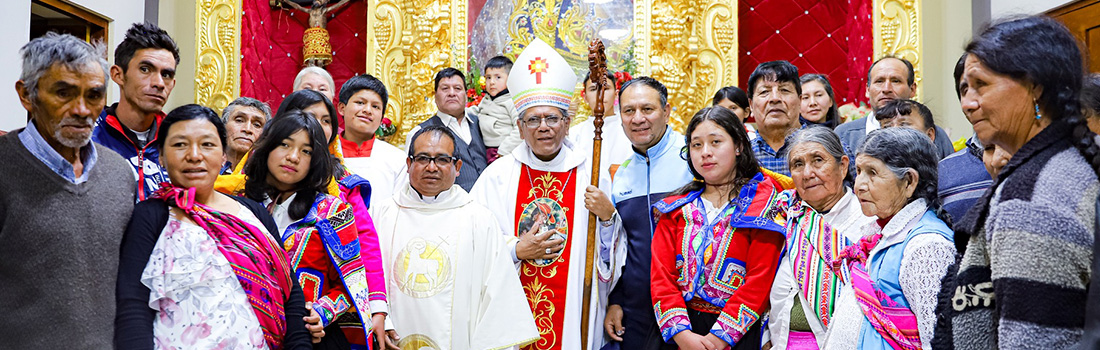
[
  {"xmin": 92, "ymin": 103, "xmax": 168, "ymax": 202},
  {"xmin": 607, "ymin": 126, "xmax": 693, "ymax": 348}
]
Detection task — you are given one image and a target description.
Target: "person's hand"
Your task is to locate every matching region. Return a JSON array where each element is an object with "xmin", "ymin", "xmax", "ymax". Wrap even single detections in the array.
[
  {"xmin": 584, "ymin": 185, "xmax": 616, "ymax": 221},
  {"xmin": 703, "ymin": 333, "xmax": 730, "ymax": 350},
  {"xmin": 604, "ymin": 304, "xmax": 624, "ymax": 341},
  {"xmin": 371, "ymin": 313, "xmax": 399, "ymax": 349},
  {"xmin": 672, "ymin": 332, "xmax": 716, "ymax": 350},
  {"xmin": 514, "ymin": 214, "xmax": 565, "ymax": 260},
  {"xmin": 384, "ymin": 329, "xmax": 401, "ymax": 350},
  {"xmin": 303, "ymin": 302, "xmax": 324, "ymax": 343}
]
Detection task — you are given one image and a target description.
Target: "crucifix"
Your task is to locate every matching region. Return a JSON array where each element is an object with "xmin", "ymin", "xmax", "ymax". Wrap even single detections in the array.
[{"xmin": 278, "ymin": 0, "xmax": 356, "ymax": 67}]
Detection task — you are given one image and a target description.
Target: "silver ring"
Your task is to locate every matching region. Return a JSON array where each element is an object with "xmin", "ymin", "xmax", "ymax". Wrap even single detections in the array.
[{"xmin": 545, "ymin": 248, "xmax": 552, "ymax": 254}]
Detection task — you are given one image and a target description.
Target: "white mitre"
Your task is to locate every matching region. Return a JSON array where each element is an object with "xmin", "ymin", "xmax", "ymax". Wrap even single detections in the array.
[{"xmin": 508, "ymin": 38, "xmax": 578, "ymax": 114}]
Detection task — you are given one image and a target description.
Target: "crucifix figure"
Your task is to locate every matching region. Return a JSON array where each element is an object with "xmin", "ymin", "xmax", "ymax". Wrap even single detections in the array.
[{"xmin": 279, "ymin": 0, "xmax": 355, "ymax": 67}]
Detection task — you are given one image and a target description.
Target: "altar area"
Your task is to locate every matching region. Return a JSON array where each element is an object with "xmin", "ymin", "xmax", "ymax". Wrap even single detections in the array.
[{"xmin": 192, "ymin": 0, "xmax": 926, "ymax": 142}]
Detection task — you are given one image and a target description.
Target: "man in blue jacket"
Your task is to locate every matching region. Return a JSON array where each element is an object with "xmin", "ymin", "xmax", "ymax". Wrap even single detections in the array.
[
  {"xmin": 601, "ymin": 77, "xmax": 693, "ymax": 349},
  {"xmin": 91, "ymin": 22, "xmax": 180, "ymax": 201}
]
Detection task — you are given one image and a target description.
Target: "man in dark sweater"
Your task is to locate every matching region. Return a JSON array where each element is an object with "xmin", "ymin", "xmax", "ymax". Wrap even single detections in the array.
[{"xmin": 1, "ymin": 33, "xmax": 136, "ymax": 348}]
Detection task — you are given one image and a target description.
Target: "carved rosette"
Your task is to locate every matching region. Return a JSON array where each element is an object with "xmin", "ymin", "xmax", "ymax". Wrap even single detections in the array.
[
  {"xmin": 367, "ymin": 0, "xmax": 467, "ymax": 144},
  {"xmin": 634, "ymin": 0, "xmax": 737, "ymax": 132},
  {"xmin": 195, "ymin": 0, "xmax": 241, "ymax": 112},
  {"xmin": 873, "ymin": 0, "xmax": 922, "ymax": 98}
]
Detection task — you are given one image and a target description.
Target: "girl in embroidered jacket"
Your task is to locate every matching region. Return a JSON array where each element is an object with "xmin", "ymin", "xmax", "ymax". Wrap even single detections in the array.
[
  {"xmin": 243, "ymin": 111, "xmax": 376, "ymax": 350},
  {"xmin": 820, "ymin": 127, "xmax": 954, "ymax": 350},
  {"xmin": 650, "ymin": 107, "xmax": 787, "ymax": 350}
]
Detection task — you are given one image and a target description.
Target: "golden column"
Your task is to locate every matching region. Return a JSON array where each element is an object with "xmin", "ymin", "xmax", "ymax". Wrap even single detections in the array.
[
  {"xmin": 634, "ymin": 0, "xmax": 738, "ymax": 132},
  {"xmin": 873, "ymin": 0, "xmax": 922, "ymax": 98},
  {"xmin": 195, "ymin": 0, "xmax": 242, "ymax": 112},
  {"xmin": 366, "ymin": 0, "xmax": 468, "ymax": 144}
]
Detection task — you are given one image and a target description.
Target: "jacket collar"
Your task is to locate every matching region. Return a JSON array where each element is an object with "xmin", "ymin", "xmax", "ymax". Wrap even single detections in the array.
[
  {"xmin": 633, "ymin": 125, "xmax": 678, "ymax": 159},
  {"xmin": 98, "ymin": 103, "xmax": 165, "ymax": 150}
]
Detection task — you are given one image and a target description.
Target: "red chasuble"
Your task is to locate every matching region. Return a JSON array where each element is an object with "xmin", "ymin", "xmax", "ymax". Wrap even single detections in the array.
[{"xmin": 513, "ymin": 165, "xmax": 578, "ymax": 350}]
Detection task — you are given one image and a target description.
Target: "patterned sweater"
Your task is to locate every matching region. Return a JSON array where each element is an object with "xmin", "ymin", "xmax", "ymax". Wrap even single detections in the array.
[{"xmin": 936, "ymin": 120, "xmax": 1098, "ymax": 349}]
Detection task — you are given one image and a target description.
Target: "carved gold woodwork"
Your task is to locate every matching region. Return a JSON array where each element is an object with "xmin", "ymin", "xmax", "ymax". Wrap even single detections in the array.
[
  {"xmin": 366, "ymin": 0, "xmax": 467, "ymax": 144},
  {"xmin": 195, "ymin": 0, "xmax": 242, "ymax": 112},
  {"xmin": 873, "ymin": 0, "xmax": 922, "ymax": 99},
  {"xmin": 634, "ymin": 0, "xmax": 738, "ymax": 132}
]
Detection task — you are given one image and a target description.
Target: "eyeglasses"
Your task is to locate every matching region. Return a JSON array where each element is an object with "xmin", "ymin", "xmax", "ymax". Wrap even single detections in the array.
[
  {"xmin": 521, "ymin": 115, "xmax": 563, "ymax": 128},
  {"xmin": 409, "ymin": 154, "xmax": 458, "ymax": 166}
]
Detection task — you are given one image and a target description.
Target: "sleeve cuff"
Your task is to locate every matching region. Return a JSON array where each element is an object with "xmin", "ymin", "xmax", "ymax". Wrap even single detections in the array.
[
  {"xmin": 510, "ymin": 239, "xmax": 520, "ymax": 264},
  {"xmin": 369, "ymin": 300, "xmax": 389, "ymax": 315},
  {"xmin": 709, "ymin": 305, "xmax": 760, "ymax": 347},
  {"xmin": 655, "ymin": 303, "xmax": 691, "ymax": 342}
]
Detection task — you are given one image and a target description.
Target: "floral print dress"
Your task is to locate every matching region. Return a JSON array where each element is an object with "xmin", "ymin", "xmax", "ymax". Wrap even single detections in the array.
[{"xmin": 140, "ymin": 205, "xmax": 270, "ymax": 349}]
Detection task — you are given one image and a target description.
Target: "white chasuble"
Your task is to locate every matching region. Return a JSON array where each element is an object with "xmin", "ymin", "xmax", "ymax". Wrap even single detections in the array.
[
  {"xmin": 374, "ymin": 184, "xmax": 539, "ymax": 350},
  {"xmin": 470, "ymin": 140, "xmax": 624, "ymax": 350}
]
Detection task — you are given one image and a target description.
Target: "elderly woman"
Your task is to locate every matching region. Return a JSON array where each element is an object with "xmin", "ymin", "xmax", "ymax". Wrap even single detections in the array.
[
  {"xmin": 767, "ymin": 127, "xmax": 874, "ymax": 350},
  {"xmin": 821, "ymin": 127, "xmax": 955, "ymax": 350},
  {"xmin": 937, "ymin": 16, "xmax": 1100, "ymax": 349},
  {"xmin": 115, "ymin": 104, "xmax": 312, "ymax": 349},
  {"xmin": 294, "ymin": 66, "xmax": 336, "ymax": 102},
  {"xmin": 651, "ymin": 106, "xmax": 786, "ymax": 350}
]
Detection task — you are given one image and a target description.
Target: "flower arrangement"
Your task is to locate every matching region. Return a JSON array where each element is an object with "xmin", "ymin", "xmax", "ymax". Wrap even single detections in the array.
[
  {"xmin": 374, "ymin": 117, "xmax": 396, "ymax": 139},
  {"xmin": 466, "ymin": 55, "xmax": 487, "ymax": 107},
  {"xmin": 612, "ymin": 71, "xmax": 633, "ymax": 91},
  {"xmin": 837, "ymin": 102, "xmax": 872, "ymax": 124}
]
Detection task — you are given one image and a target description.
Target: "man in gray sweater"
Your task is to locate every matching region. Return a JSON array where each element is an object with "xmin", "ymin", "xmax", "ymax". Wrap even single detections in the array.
[{"xmin": 0, "ymin": 33, "xmax": 135, "ymax": 348}]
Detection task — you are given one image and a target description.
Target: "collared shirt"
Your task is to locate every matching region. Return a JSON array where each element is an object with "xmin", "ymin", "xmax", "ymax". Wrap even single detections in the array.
[
  {"xmin": 404, "ymin": 111, "xmax": 473, "ymax": 148},
  {"xmin": 340, "ymin": 136, "xmax": 376, "ymax": 158},
  {"xmin": 864, "ymin": 110, "xmax": 881, "ymax": 135},
  {"xmin": 752, "ymin": 133, "xmax": 791, "ymax": 177},
  {"xmin": 18, "ymin": 121, "xmax": 98, "ymax": 184}
]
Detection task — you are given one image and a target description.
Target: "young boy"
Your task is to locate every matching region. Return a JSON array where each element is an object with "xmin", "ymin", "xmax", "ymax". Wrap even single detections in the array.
[{"xmin": 468, "ymin": 56, "xmax": 521, "ymax": 159}]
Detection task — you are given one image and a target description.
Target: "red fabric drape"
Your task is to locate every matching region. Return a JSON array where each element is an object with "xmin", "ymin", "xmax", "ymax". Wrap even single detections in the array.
[
  {"xmin": 240, "ymin": 0, "xmax": 367, "ymax": 117},
  {"xmin": 738, "ymin": 0, "xmax": 874, "ymax": 113}
]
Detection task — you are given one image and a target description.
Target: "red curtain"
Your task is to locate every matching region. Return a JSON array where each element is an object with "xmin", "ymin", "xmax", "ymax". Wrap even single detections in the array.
[
  {"xmin": 240, "ymin": 0, "xmax": 368, "ymax": 114},
  {"xmin": 738, "ymin": 0, "xmax": 873, "ymax": 111}
]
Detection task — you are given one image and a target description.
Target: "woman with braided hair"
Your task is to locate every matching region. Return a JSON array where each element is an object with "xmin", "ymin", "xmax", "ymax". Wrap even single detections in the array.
[
  {"xmin": 820, "ymin": 127, "xmax": 955, "ymax": 350},
  {"xmin": 935, "ymin": 15, "xmax": 1100, "ymax": 350}
]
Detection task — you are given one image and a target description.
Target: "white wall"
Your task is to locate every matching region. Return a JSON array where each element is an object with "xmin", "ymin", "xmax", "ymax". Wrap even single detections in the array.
[
  {"xmin": 923, "ymin": 0, "xmax": 974, "ymax": 141},
  {"xmin": 990, "ymin": 0, "xmax": 1073, "ymax": 18},
  {"xmin": 0, "ymin": 0, "xmax": 146, "ymax": 132}
]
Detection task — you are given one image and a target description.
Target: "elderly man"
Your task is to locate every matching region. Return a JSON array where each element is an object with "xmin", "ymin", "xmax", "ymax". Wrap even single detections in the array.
[
  {"xmin": 220, "ymin": 97, "xmax": 271, "ymax": 173},
  {"xmin": 570, "ymin": 71, "xmax": 633, "ymax": 178},
  {"xmin": 92, "ymin": 22, "xmax": 179, "ymax": 202},
  {"xmin": 748, "ymin": 60, "xmax": 804, "ymax": 176},
  {"xmin": 471, "ymin": 38, "xmax": 622, "ymax": 350},
  {"xmin": 373, "ymin": 124, "xmax": 539, "ymax": 349},
  {"xmin": 293, "ymin": 66, "xmax": 336, "ymax": 101},
  {"xmin": 0, "ymin": 33, "xmax": 136, "ymax": 348},
  {"xmin": 406, "ymin": 68, "xmax": 489, "ymax": 191},
  {"xmin": 834, "ymin": 56, "xmax": 954, "ymax": 158},
  {"xmin": 601, "ymin": 76, "xmax": 694, "ymax": 349}
]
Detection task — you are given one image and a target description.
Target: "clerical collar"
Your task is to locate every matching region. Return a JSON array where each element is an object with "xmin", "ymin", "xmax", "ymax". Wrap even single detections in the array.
[{"xmin": 412, "ymin": 185, "xmax": 450, "ymax": 204}]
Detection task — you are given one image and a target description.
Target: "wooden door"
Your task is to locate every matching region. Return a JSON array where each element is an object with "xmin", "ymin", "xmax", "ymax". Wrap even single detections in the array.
[{"xmin": 1049, "ymin": 0, "xmax": 1100, "ymax": 72}]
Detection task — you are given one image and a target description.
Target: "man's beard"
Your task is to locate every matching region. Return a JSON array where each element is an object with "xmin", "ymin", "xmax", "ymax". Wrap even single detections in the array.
[{"xmin": 52, "ymin": 115, "xmax": 95, "ymax": 148}]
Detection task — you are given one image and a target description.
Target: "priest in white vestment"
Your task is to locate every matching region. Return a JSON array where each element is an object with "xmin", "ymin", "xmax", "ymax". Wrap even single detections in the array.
[
  {"xmin": 470, "ymin": 38, "xmax": 625, "ymax": 350},
  {"xmin": 374, "ymin": 124, "xmax": 539, "ymax": 350}
]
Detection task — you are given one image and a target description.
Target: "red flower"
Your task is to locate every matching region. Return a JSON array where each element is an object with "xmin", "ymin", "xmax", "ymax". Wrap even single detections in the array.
[{"xmin": 381, "ymin": 117, "xmax": 392, "ymax": 127}]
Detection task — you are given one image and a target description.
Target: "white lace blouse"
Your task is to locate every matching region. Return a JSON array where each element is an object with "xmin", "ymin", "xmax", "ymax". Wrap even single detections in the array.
[{"xmin": 821, "ymin": 199, "xmax": 955, "ymax": 350}]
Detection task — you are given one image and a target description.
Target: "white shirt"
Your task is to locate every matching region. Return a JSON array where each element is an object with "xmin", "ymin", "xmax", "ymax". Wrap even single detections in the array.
[
  {"xmin": 406, "ymin": 111, "xmax": 473, "ymax": 147},
  {"xmin": 864, "ymin": 111, "xmax": 881, "ymax": 135}
]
